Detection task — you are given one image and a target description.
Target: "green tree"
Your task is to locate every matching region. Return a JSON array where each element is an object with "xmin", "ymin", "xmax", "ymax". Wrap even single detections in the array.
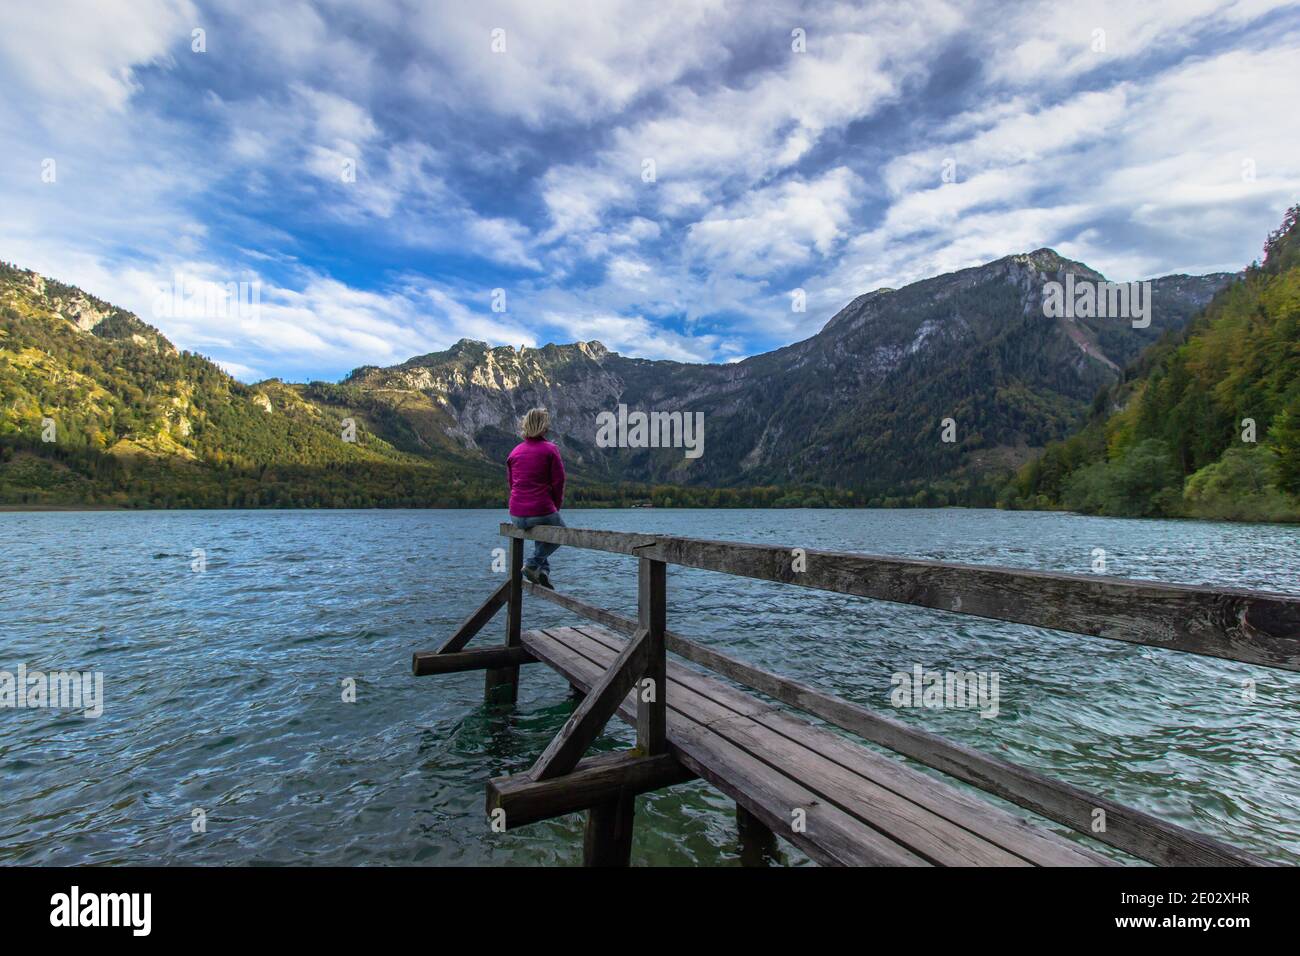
[{"xmin": 1270, "ymin": 402, "xmax": 1300, "ymax": 497}]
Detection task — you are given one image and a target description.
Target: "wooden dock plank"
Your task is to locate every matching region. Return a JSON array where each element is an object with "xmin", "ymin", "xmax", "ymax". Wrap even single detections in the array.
[
  {"xmin": 524, "ymin": 628, "xmax": 929, "ymax": 866},
  {"xmin": 525, "ymin": 625, "xmax": 1106, "ymax": 866},
  {"xmin": 553, "ymin": 625, "xmax": 1104, "ymax": 867},
  {"xmin": 548, "ymin": 627, "xmax": 1027, "ymax": 866},
  {"xmin": 568, "ymin": 624, "xmax": 1111, "ymax": 867}
]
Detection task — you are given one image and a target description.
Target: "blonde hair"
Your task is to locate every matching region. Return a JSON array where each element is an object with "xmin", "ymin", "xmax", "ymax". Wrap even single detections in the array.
[{"xmin": 521, "ymin": 407, "xmax": 550, "ymax": 438}]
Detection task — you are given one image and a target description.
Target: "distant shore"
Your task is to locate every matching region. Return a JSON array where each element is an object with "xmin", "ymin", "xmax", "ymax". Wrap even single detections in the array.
[
  {"xmin": 0, "ymin": 503, "xmax": 131, "ymax": 512},
  {"xmin": 1, "ymin": 502, "xmax": 1296, "ymax": 525}
]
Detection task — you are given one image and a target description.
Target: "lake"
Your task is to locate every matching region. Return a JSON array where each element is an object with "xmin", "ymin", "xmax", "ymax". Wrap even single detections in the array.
[{"xmin": 1, "ymin": 508, "xmax": 1297, "ymax": 865}]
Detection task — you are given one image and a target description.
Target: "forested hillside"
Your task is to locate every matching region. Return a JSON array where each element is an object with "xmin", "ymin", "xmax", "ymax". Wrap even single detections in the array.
[
  {"xmin": 1008, "ymin": 206, "xmax": 1300, "ymax": 522},
  {"xmin": 0, "ymin": 263, "xmax": 504, "ymax": 507}
]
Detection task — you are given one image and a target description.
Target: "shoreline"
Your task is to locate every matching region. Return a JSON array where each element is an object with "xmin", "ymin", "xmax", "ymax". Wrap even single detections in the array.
[{"xmin": 1, "ymin": 502, "xmax": 1297, "ymax": 526}]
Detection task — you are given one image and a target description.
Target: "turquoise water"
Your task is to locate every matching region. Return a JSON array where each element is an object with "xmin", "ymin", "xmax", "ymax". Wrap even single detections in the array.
[{"xmin": 1, "ymin": 508, "xmax": 1296, "ymax": 865}]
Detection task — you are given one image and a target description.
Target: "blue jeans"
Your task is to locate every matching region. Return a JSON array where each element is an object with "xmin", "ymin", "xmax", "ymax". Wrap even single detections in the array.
[{"xmin": 512, "ymin": 511, "xmax": 564, "ymax": 572}]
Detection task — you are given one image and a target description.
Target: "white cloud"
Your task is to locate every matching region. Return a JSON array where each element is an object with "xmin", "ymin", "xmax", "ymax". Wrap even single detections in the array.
[
  {"xmin": 2, "ymin": 0, "xmax": 1298, "ymax": 380},
  {"xmin": 687, "ymin": 167, "xmax": 862, "ymax": 275},
  {"xmin": 987, "ymin": 0, "xmax": 1294, "ymax": 86},
  {"xmin": 202, "ymin": 272, "xmax": 543, "ymax": 379},
  {"xmin": 207, "ymin": 89, "xmax": 543, "ymax": 268},
  {"xmin": 0, "ymin": 0, "xmax": 196, "ymax": 110},
  {"xmin": 214, "ymin": 359, "xmax": 265, "ymax": 382},
  {"xmin": 882, "ymin": 89, "xmax": 1132, "ymax": 197},
  {"xmin": 400, "ymin": 0, "xmax": 736, "ymax": 127},
  {"xmin": 536, "ymin": 308, "xmax": 724, "ymax": 364},
  {"xmin": 541, "ymin": 6, "xmax": 958, "ymax": 249},
  {"xmin": 811, "ymin": 32, "xmax": 1300, "ymax": 306}
]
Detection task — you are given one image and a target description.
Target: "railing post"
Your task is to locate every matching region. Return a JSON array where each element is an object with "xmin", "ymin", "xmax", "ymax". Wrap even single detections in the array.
[
  {"xmin": 485, "ymin": 535, "xmax": 524, "ymax": 705},
  {"xmin": 636, "ymin": 557, "xmax": 667, "ymax": 755}
]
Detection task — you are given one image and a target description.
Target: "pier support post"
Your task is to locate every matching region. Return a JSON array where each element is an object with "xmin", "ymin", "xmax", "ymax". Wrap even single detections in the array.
[
  {"xmin": 485, "ymin": 536, "xmax": 524, "ymax": 706},
  {"xmin": 583, "ymin": 793, "xmax": 636, "ymax": 866},
  {"xmin": 736, "ymin": 803, "xmax": 779, "ymax": 866}
]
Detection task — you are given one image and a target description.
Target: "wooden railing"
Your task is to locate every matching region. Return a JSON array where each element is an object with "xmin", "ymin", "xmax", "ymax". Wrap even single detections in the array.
[
  {"xmin": 413, "ymin": 523, "xmax": 1298, "ymax": 866},
  {"xmin": 500, "ymin": 524, "xmax": 1300, "ymax": 671}
]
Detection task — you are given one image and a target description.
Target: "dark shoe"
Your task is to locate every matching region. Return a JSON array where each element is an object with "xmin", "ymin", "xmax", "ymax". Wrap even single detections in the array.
[
  {"xmin": 538, "ymin": 571, "xmax": 554, "ymax": 590},
  {"xmin": 523, "ymin": 566, "xmax": 542, "ymax": 586}
]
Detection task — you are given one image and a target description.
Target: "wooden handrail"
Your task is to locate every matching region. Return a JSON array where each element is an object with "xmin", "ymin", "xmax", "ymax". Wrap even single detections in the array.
[{"xmin": 501, "ymin": 523, "xmax": 1300, "ymax": 671}]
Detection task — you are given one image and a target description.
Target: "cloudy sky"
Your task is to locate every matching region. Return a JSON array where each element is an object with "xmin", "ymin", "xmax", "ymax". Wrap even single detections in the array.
[{"xmin": 2, "ymin": 0, "xmax": 1299, "ymax": 382}]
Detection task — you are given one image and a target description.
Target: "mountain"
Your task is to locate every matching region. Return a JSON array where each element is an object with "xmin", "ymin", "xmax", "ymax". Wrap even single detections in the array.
[
  {"xmin": 1009, "ymin": 206, "xmax": 1300, "ymax": 522},
  {"xmin": 1, "ymin": 247, "xmax": 1235, "ymax": 508},
  {"xmin": 340, "ymin": 251, "xmax": 1233, "ymax": 502},
  {"xmin": 0, "ymin": 262, "xmax": 502, "ymax": 507}
]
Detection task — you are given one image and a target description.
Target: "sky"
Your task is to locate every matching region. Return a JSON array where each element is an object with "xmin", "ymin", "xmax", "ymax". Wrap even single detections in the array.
[{"xmin": 1, "ymin": 0, "xmax": 1299, "ymax": 383}]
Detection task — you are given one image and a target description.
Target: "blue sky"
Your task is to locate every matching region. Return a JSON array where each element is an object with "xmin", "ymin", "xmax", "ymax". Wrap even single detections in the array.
[{"xmin": 2, "ymin": 0, "xmax": 1299, "ymax": 383}]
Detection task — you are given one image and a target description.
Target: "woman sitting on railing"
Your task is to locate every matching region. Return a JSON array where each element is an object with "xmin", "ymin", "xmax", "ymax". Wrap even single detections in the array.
[{"xmin": 506, "ymin": 407, "xmax": 566, "ymax": 589}]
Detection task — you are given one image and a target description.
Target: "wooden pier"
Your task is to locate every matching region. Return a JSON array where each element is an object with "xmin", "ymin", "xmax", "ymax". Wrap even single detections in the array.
[{"xmin": 412, "ymin": 524, "xmax": 1299, "ymax": 866}]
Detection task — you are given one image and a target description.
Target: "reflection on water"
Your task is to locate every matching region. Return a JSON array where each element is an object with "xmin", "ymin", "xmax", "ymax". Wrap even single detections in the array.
[{"xmin": 1, "ymin": 508, "xmax": 1296, "ymax": 865}]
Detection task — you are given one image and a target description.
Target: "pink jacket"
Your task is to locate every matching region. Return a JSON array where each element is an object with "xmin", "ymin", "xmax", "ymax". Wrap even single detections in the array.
[{"xmin": 506, "ymin": 438, "xmax": 565, "ymax": 517}]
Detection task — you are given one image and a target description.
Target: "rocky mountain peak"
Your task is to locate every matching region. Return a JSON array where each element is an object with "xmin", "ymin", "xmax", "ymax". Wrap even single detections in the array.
[
  {"xmin": 1, "ymin": 261, "xmax": 171, "ymax": 352},
  {"xmin": 1003, "ymin": 248, "xmax": 1102, "ymax": 280}
]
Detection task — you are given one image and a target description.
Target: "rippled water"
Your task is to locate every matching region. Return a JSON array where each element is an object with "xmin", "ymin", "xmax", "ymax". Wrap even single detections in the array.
[{"xmin": 1, "ymin": 508, "xmax": 1297, "ymax": 866}]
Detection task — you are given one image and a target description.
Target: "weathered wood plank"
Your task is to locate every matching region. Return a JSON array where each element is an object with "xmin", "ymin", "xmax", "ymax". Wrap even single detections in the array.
[
  {"xmin": 412, "ymin": 644, "xmax": 535, "ymax": 676},
  {"xmin": 554, "ymin": 625, "xmax": 1048, "ymax": 867},
  {"xmin": 523, "ymin": 586, "xmax": 1266, "ymax": 866},
  {"xmin": 569, "ymin": 624, "xmax": 1108, "ymax": 867},
  {"xmin": 526, "ymin": 579, "xmax": 655, "ymax": 635},
  {"xmin": 524, "ymin": 628, "xmax": 928, "ymax": 866},
  {"xmin": 637, "ymin": 557, "xmax": 667, "ymax": 755},
  {"xmin": 487, "ymin": 751, "xmax": 693, "ymax": 829},
  {"xmin": 434, "ymin": 579, "xmax": 509, "ymax": 655},
  {"xmin": 529, "ymin": 627, "xmax": 651, "ymax": 781},
  {"xmin": 504, "ymin": 523, "xmax": 1300, "ymax": 671}
]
